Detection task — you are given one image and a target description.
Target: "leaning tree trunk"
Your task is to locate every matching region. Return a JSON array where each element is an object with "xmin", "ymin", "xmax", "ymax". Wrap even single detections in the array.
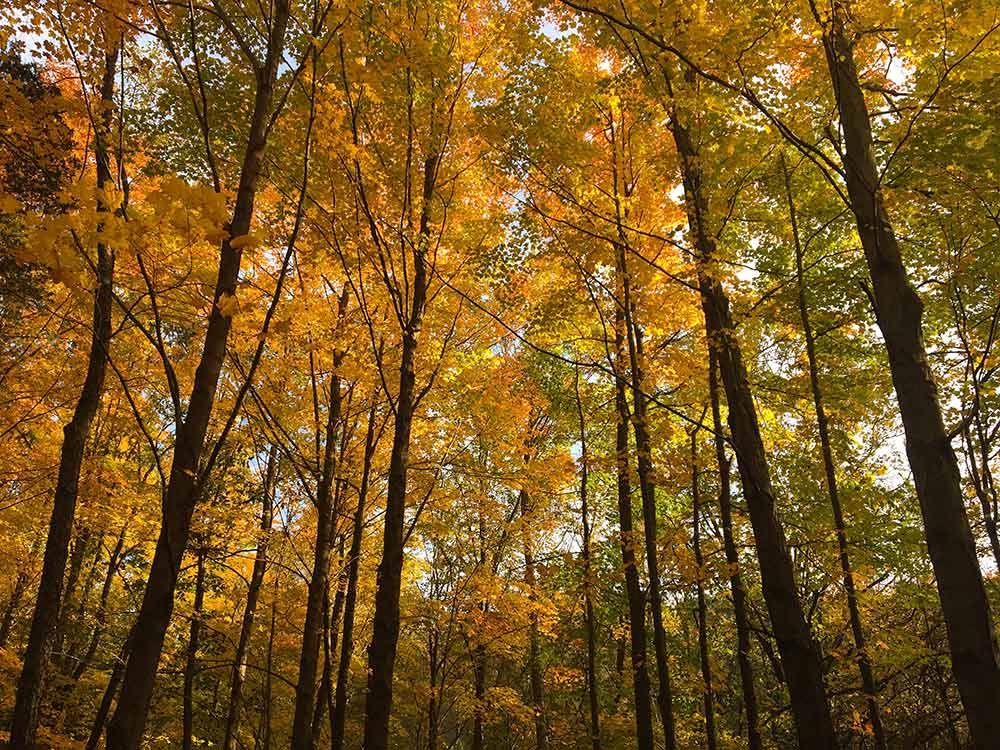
[
  {"xmin": 708, "ymin": 353, "xmax": 762, "ymax": 750},
  {"xmin": 817, "ymin": 8, "xmax": 1000, "ymax": 745},
  {"xmin": 782, "ymin": 154, "xmax": 886, "ymax": 748},
  {"xmin": 10, "ymin": 46, "xmax": 118, "ymax": 748},
  {"xmin": 105, "ymin": 8, "xmax": 291, "ymax": 748},
  {"xmin": 222, "ymin": 446, "xmax": 275, "ymax": 750},
  {"xmin": 613, "ymin": 298, "xmax": 656, "ymax": 750},
  {"xmin": 667, "ymin": 100, "xmax": 836, "ymax": 747}
]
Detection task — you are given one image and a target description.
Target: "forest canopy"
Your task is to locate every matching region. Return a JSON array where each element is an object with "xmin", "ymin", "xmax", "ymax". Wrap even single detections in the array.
[{"xmin": 1, "ymin": 0, "xmax": 999, "ymax": 748}]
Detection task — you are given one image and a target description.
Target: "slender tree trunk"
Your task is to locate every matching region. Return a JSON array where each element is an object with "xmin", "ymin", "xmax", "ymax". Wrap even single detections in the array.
[
  {"xmin": 183, "ymin": 549, "xmax": 207, "ymax": 750},
  {"xmin": 708, "ymin": 353, "xmax": 761, "ymax": 750},
  {"xmin": 615, "ymin": 242, "xmax": 677, "ymax": 749},
  {"xmin": 667, "ymin": 102, "xmax": 835, "ymax": 747},
  {"xmin": 314, "ymin": 537, "xmax": 347, "ymax": 746},
  {"xmin": 10, "ymin": 46, "xmax": 118, "ymax": 748},
  {"xmin": 85, "ymin": 629, "xmax": 132, "ymax": 750},
  {"xmin": 427, "ymin": 629, "xmax": 440, "ymax": 750},
  {"xmin": 262, "ymin": 589, "xmax": 278, "ymax": 750},
  {"xmin": 782, "ymin": 154, "xmax": 887, "ymax": 748},
  {"xmin": 293, "ymin": 357, "xmax": 347, "ymax": 750},
  {"xmin": 363, "ymin": 153, "xmax": 437, "ymax": 750},
  {"xmin": 222, "ymin": 447, "xmax": 276, "ymax": 750},
  {"xmin": 816, "ymin": 7, "xmax": 1000, "ymax": 744},
  {"xmin": 520, "ymin": 487, "xmax": 548, "ymax": 750},
  {"xmin": 72, "ymin": 524, "xmax": 127, "ymax": 682},
  {"xmin": 0, "ymin": 571, "xmax": 29, "ymax": 648},
  {"xmin": 575, "ymin": 371, "xmax": 601, "ymax": 750},
  {"xmin": 472, "ymin": 644, "xmax": 486, "ymax": 750},
  {"xmin": 332, "ymin": 402, "xmax": 378, "ymax": 750},
  {"xmin": 106, "ymin": 9, "xmax": 291, "ymax": 747},
  {"xmin": 962, "ymin": 422, "xmax": 1000, "ymax": 571},
  {"xmin": 613, "ymin": 299, "xmax": 656, "ymax": 750},
  {"xmin": 691, "ymin": 431, "xmax": 718, "ymax": 750}
]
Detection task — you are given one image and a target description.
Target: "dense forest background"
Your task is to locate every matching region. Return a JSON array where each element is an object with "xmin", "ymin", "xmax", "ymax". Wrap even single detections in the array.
[{"xmin": 1, "ymin": 0, "xmax": 999, "ymax": 747}]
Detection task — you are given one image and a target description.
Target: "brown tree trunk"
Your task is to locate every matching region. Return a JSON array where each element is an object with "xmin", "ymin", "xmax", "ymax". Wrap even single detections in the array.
[
  {"xmin": 691, "ymin": 431, "xmax": 718, "ymax": 750},
  {"xmin": 222, "ymin": 447, "xmax": 275, "ymax": 750},
  {"xmin": 362, "ymin": 153, "xmax": 437, "ymax": 750},
  {"xmin": 575, "ymin": 370, "xmax": 601, "ymax": 750},
  {"xmin": 613, "ymin": 299, "xmax": 656, "ymax": 750},
  {"xmin": 105, "ymin": 9, "xmax": 291, "ymax": 747},
  {"xmin": 668, "ymin": 103, "xmax": 836, "ymax": 747},
  {"xmin": 10, "ymin": 46, "xmax": 118, "ymax": 748},
  {"xmin": 816, "ymin": 6, "xmax": 1000, "ymax": 745},
  {"xmin": 708, "ymin": 352, "xmax": 762, "ymax": 750},
  {"xmin": 72, "ymin": 524, "xmax": 127, "ymax": 681},
  {"xmin": 782, "ymin": 154, "xmax": 886, "ymax": 748},
  {"xmin": 0, "ymin": 571, "xmax": 29, "ymax": 648},
  {"xmin": 520, "ymin": 487, "xmax": 548, "ymax": 750},
  {"xmin": 183, "ymin": 550, "xmax": 207, "ymax": 750},
  {"xmin": 332, "ymin": 402, "xmax": 378, "ymax": 750},
  {"xmin": 615, "ymin": 241, "xmax": 677, "ymax": 749},
  {"xmin": 85, "ymin": 629, "xmax": 132, "ymax": 750},
  {"xmin": 293, "ymin": 353, "xmax": 347, "ymax": 750}
]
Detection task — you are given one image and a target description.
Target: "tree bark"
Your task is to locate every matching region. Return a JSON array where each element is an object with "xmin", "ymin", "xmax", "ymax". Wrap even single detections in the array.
[
  {"xmin": 816, "ymin": 6, "xmax": 1000, "ymax": 744},
  {"xmin": 10, "ymin": 46, "xmax": 118, "ymax": 749},
  {"xmin": 222, "ymin": 446, "xmax": 275, "ymax": 750},
  {"xmin": 667, "ymin": 100, "xmax": 836, "ymax": 747},
  {"xmin": 292, "ymin": 320, "xmax": 348, "ymax": 750},
  {"xmin": 615, "ymin": 241, "xmax": 677, "ymax": 749},
  {"xmin": 0, "ymin": 571, "xmax": 29, "ymax": 648},
  {"xmin": 520, "ymin": 487, "xmax": 548, "ymax": 750},
  {"xmin": 691, "ymin": 431, "xmax": 718, "ymax": 750},
  {"xmin": 362, "ymin": 152, "xmax": 437, "ymax": 750},
  {"xmin": 574, "ymin": 370, "xmax": 601, "ymax": 750},
  {"xmin": 708, "ymin": 353, "xmax": 761, "ymax": 750},
  {"xmin": 782, "ymin": 153, "xmax": 886, "ymax": 748},
  {"xmin": 332, "ymin": 401, "xmax": 378, "ymax": 750},
  {"xmin": 613, "ymin": 298, "xmax": 655, "ymax": 750},
  {"xmin": 105, "ymin": 9, "xmax": 290, "ymax": 747},
  {"xmin": 182, "ymin": 549, "xmax": 207, "ymax": 750}
]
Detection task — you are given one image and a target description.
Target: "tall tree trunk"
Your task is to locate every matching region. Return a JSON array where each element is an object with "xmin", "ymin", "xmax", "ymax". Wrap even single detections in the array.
[
  {"xmin": 613, "ymin": 299, "xmax": 656, "ymax": 750},
  {"xmin": 575, "ymin": 370, "xmax": 601, "ymax": 750},
  {"xmin": 0, "ymin": 571, "xmax": 29, "ymax": 648},
  {"xmin": 667, "ymin": 100, "xmax": 836, "ymax": 747},
  {"xmin": 708, "ymin": 352, "xmax": 761, "ymax": 750},
  {"xmin": 262, "ymin": 588, "xmax": 278, "ymax": 750},
  {"xmin": 70, "ymin": 524, "xmax": 127, "ymax": 682},
  {"xmin": 106, "ymin": 9, "xmax": 291, "ymax": 747},
  {"xmin": 292, "ymin": 352, "xmax": 347, "ymax": 750},
  {"xmin": 690, "ymin": 431, "xmax": 718, "ymax": 750},
  {"xmin": 183, "ymin": 549, "xmax": 207, "ymax": 750},
  {"xmin": 427, "ymin": 629, "xmax": 440, "ymax": 750},
  {"xmin": 10, "ymin": 46, "xmax": 118, "ymax": 748},
  {"xmin": 362, "ymin": 153, "xmax": 437, "ymax": 750},
  {"xmin": 615, "ymin": 241, "xmax": 677, "ymax": 749},
  {"xmin": 85, "ymin": 629, "xmax": 132, "ymax": 750},
  {"xmin": 332, "ymin": 401, "xmax": 378, "ymax": 750},
  {"xmin": 314, "ymin": 537, "xmax": 347, "ymax": 746},
  {"xmin": 782, "ymin": 154, "xmax": 887, "ymax": 748},
  {"xmin": 222, "ymin": 447, "xmax": 276, "ymax": 750},
  {"xmin": 816, "ymin": 6, "xmax": 1000, "ymax": 744},
  {"xmin": 520, "ymin": 488, "xmax": 548, "ymax": 750}
]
